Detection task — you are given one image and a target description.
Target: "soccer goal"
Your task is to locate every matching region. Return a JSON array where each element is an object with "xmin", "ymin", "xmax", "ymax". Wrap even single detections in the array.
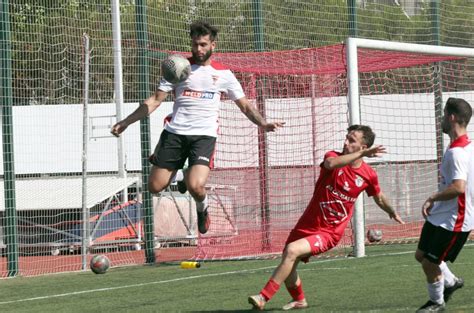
[
  {"xmin": 346, "ymin": 38, "xmax": 474, "ymax": 257},
  {"xmin": 176, "ymin": 39, "xmax": 474, "ymax": 262}
]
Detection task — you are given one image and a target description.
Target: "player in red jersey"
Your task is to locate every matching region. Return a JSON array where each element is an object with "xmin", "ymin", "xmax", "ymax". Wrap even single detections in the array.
[{"xmin": 249, "ymin": 124, "xmax": 405, "ymax": 311}]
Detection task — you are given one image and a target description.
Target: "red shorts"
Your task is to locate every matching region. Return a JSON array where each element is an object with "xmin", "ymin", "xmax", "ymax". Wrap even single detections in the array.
[{"xmin": 285, "ymin": 229, "xmax": 339, "ymax": 263}]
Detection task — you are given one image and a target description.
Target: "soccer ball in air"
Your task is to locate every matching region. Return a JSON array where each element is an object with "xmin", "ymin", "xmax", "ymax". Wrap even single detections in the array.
[
  {"xmin": 161, "ymin": 54, "xmax": 191, "ymax": 84},
  {"xmin": 90, "ymin": 254, "xmax": 110, "ymax": 274},
  {"xmin": 367, "ymin": 229, "xmax": 383, "ymax": 243}
]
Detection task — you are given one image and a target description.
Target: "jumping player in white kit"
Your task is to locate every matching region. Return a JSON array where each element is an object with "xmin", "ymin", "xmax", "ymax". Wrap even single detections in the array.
[{"xmin": 111, "ymin": 21, "xmax": 284, "ymax": 234}]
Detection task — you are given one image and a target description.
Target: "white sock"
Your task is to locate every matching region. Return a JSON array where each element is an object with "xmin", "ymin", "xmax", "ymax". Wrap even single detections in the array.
[
  {"xmin": 427, "ymin": 280, "xmax": 444, "ymax": 304},
  {"xmin": 196, "ymin": 195, "xmax": 208, "ymax": 212},
  {"xmin": 170, "ymin": 169, "xmax": 184, "ymax": 183},
  {"xmin": 439, "ymin": 261, "xmax": 456, "ymax": 287},
  {"xmin": 175, "ymin": 169, "xmax": 184, "ymax": 182}
]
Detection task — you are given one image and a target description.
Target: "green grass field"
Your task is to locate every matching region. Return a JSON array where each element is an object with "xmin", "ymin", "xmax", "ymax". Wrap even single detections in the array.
[{"xmin": 1, "ymin": 243, "xmax": 473, "ymax": 312}]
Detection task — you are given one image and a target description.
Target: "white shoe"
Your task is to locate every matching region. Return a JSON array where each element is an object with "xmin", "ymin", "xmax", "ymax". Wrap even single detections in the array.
[
  {"xmin": 282, "ymin": 299, "xmax": 308, "ymax": 310},
  {"xmin": 248, "ymin": 294, "xmax": 266, "ymax": 310}
]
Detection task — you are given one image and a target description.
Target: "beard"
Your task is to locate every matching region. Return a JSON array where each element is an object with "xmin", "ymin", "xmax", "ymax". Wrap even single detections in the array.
[
  {"xmin": 192, "ymin": 49, "xmax": 212, "ymax": 64},
  {"xmin": 441, "ymin": 121, "xmax": 450, "ymax": 134}
]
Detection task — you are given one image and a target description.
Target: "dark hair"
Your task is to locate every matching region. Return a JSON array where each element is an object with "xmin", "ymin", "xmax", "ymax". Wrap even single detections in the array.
[
  {"xmin": 347, "ymin": 124, "xmax": 375, "ymax": 147},
  {"xmin": 445, "ymin": 97, "xmax": 472, "ymax": 127},
  {"xmin": 190, "ymin": 21, "xmax": 218, "ymax": 41}
]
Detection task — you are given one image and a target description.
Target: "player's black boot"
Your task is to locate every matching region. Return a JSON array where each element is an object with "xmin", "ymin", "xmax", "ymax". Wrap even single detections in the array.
[
  {"xmin": 197, "ymin": 207, "xmax": 210, "ymax": 234},
  {"xmin": 444, "ymin": 277, "xmax": 464, "ymax": 303},
  {"xmin": 416, "ymin": 300, "xmax": 445, "ymax": 312},
  {"xmin": 177, "ymin": 180, "xmax": 187, "ymax": 194},
  {"xmin": 177, "ymin": 168, "xmax": 188, "ymax": 194}
]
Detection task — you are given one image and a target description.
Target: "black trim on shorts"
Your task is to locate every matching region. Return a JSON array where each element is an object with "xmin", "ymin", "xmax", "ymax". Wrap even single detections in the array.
[{"xmin": 418, "ymin": 221, "xmax": 470, "ymax": 264}]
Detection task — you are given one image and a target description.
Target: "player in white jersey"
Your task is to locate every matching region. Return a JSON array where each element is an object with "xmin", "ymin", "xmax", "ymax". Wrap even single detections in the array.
[
  {"xmin": 415, "ymin": 98, "xmax": 473, "ymax": 313},
  {"xmin": 111, "ymin": 21, "xmax": 284, "ymax": 234}
]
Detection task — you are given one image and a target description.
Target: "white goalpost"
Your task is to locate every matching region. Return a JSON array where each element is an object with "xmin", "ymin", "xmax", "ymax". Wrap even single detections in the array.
[{"xmin": 346, "ymin": 38, "xmax": 474, "ymax": 257}]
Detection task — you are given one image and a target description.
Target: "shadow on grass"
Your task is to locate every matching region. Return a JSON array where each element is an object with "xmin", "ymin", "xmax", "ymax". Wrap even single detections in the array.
[{"xmin": 190, "ymin": 309, "xmax": 285, "ymax": 312}]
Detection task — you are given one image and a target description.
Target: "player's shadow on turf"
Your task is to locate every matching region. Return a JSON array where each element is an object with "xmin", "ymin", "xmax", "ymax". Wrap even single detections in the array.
[{"xmin": 190, "ymin": 309, "xmax": 283, "ymax": 312}]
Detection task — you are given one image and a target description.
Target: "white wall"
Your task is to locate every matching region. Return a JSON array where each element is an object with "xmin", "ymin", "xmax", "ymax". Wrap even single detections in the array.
[
  {"xmin": 1, "ymin": 90, "xmax": 473, "ymax": 175},
  {"xmin": 0, "ymin": 102, "xmax": 172, "ymax": 175}
]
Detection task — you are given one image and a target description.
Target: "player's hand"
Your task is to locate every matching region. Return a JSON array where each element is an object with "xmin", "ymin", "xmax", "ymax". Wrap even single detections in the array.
[
  {"xmin": 110, "ymin": 121, "xmax": 128, "ymax": 137},
  {"xmin": 422, "ymin": 198, "xmax": 434, "ymax": 218},
  {"xmin": 261, "ymin": 121, "xmax": 285, "ymax": 132},
  {"xmin": 362, "ymin": 145, "xmax": 386, "ymax": 158},
  {"xmin": 389, "ymin": 212, "xmax": 405, "ymax": 224}
]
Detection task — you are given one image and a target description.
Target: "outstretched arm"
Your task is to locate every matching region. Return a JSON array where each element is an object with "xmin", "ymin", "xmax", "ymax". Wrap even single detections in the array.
[
  {"xmin": 234, "ymin": 97, "xmax": 285, "ymax": 132},
  {"xmin": 324, "ymin": 145, "xmax": 386, "ymax": 170},
  {"xmin": 373, "ymin": 192, "xmax": 404, "ymax": 224},
  {"xmin": 111, "ymin": 90, "xmax": 169, "ymax": 137}
]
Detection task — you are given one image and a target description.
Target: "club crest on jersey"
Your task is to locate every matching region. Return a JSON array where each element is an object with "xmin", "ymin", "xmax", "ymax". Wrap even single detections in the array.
[
  {"xmin": 343, "ymin": 181, "xmax": 350, "ymax": 192},
  {"xmin": 212, "ymin": 75, "xmax": 219, "ymax": 85},
  {"xmin": 338, "ymin": 169, "xmax": 344, "ymax": 176},
  {"xmin": 355, "ymin": 175, "xmax": 364, "ymax": 187}
]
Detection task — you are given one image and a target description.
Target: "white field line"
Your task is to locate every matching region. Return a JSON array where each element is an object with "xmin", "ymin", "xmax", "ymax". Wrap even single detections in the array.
[{"xmin": 1, "ymin": 244, "xmax": 473, "ymax": 305}]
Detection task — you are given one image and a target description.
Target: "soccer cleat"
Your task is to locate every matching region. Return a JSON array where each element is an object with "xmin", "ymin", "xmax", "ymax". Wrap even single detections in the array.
[
  {"xmin": 176, "ymin": 168, "xmax": 188, "ymax": 194},
  {"xmin": 248, "ymin": 294, "xmax": 266, "ymax": 310},
  {"xmin": 282, "ymin": 299, "xmax": 308, "ymax": 310},
  {"xmin": 177, "ymin": 180, "xmax": 187, "ymax": 194},
  {"xmin": 416, "ymin": 300, "xmax": 446, "ymax": 312},
  {"xmin": 197, "ymin": 207, "xmax": 210, "ymax": 234},
  {"xmin": 444, "ymin": 277, "xmax": 464, "ymax": 303}
]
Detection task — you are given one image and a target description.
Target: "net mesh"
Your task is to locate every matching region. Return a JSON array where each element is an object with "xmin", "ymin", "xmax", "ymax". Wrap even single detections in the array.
[
  {"xmin": 153, "ymin": 48, "xmax": 473, "ymax": 261},
  {"xmin": 1, "ymin": 0, "xmax": 474, "ymax": 277},
  {"xmin": 361, "ymin": 59, "xmax": 474, "ymax": 244}
]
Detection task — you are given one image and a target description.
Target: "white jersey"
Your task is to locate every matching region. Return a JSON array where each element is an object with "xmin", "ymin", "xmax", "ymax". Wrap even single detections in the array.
[
  {"xmin": 427, "ymin": 135, "xmax": 474, "ymax": 232},
  {"xmin": 158, "ymin": 59, "xmax": 245, "ymax": 137}
]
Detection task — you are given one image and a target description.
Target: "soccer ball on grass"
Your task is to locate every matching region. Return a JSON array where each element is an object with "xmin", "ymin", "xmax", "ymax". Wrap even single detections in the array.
[
  {"xmin": 161, "ymin": 54, "xmax": 191, "ymax": 84},
  {"xmin": 90, "ymin": 254, "xmax": 110, "ymax": 274},
  {"xmin": 367, "ymin": 229, "xmax": 383, "ymax": 243}
]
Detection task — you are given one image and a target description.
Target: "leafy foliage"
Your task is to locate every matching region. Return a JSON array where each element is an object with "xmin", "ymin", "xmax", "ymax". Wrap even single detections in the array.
[{"xmin": 5, "ymin": 0, "xmax": 474, "ymax": 105}]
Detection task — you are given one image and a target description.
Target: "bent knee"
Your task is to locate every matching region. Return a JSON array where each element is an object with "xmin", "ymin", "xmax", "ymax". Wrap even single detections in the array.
[
  {"xmin": 187, "ymin": 182, "xmax": 206, "ymax": 197},
  {"xmin": 415, "ymin": 249, "xmax": 425, "ymax": 263},
  {"xmin": 284, "ymin": 243, "xmax": 303, "ymax": 260},
  {"xmin": 148, "ymin": 181, "xmax": 166, "ymax": 194}
]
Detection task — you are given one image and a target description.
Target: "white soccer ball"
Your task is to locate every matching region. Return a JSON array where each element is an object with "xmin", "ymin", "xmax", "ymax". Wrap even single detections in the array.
[
  {"xmin": 161, "ymin": 54, "xmax": 191, "ymax": 84},
  {"xmin": 367, "ymin": 229, "xmax": 383, "ymax": 243},
  {"xmin": 90, "ymin": 254, "xmax": 110, "ymax": 274}
]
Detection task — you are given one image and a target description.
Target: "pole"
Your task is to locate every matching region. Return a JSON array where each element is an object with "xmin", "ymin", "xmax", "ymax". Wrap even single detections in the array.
[
  {"xmin": 135, "ymin": 0, "xmax": 155, "ymax": 264},
  {"xmin": 252, "ymin": 0, "xmax": 270, "ymax": 251},
  {"xmin": 431, "ymin": 1, "xmax": 444, "ymax": 177},
  {"xmin": 111, "ymin": 0, "xmax": 128, "ymax": 202},
  {"xmin": 0, "ymin": 0, "xmax": 19, "ymax": 276},
  {"xmin": 346, "ymin": 38, "xmax": 365, "ymax": 258},
  {"xmin": 81, "ymin": 33, "xmax": 91, "ymax": 269},
  {"xmin": 347, "ymin": 0, "xmax": 357, "ymax": 38}
]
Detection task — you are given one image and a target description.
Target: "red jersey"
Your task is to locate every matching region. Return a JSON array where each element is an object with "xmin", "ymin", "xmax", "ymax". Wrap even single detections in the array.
[{"xmin": 291, "ymin": 151, "xmax": 381, "ymax": 243}]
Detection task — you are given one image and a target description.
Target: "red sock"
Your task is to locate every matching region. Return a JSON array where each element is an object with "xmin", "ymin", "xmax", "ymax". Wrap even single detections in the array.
[
  {"xmin": 286, "ymin": 282, "xmax": 305, "ymax": 301},
  {"xmin": 260, "ymin": 278, "xmax": 280, "ymax": 301}
]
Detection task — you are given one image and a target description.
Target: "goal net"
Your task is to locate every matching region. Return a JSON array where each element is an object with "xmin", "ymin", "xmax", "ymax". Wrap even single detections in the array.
[
  {"xmin": 347, "ymin": 39, "xmax": 474, "ymax": 256},
  {"xmin": 3, "ymin": 1, "xmax": 474, "ymax": 278},
  {"xmin": 153, "ymin": 40, "xmax": 474, "ymax": 261}
]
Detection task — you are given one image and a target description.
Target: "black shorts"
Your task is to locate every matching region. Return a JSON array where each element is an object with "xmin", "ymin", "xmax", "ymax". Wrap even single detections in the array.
[
  {"xmin": 418, "ymin": 221, "xmax": 470, "ymax": 264},
  {"xmin": 149, "ymin": 129, "xmax": 216, "ymax": 170}
]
